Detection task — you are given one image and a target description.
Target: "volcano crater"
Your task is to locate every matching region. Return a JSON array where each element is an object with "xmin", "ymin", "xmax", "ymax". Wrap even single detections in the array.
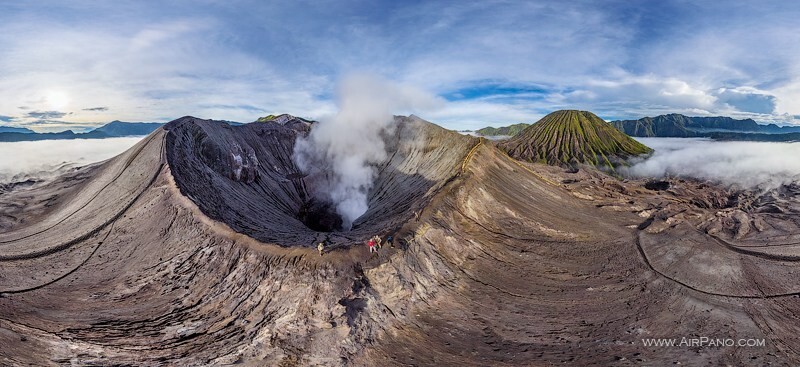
[{"xmin": 164, "ymin": 115, "xmax": 477, "ymax": 247}]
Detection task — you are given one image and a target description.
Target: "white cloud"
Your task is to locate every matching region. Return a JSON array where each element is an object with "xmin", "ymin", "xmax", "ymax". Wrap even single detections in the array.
[
  {"xmin": 773, "ymin": 81, "xmax": 800, "ymax": 116},
  {"xmin": 623, "ymin": 138, "xmax": 800, "ymax": 189},
  {"xmin": 0, "ymin": 137, "xmax": 144, "ymax": 183},
  {"xmin": 714, "ymin": 87, "xmax": 777, "ymax": 114}
]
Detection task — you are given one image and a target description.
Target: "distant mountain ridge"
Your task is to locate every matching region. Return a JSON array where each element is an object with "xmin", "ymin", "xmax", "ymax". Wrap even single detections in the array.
[
  {"xmin": 611, "ymin": 114, "xmax": 800, "ymax": 137},
  {"xmin": 709, "ymin": 131, "xmax": 800, "ymax": 142},
  {"xmin": 0, "ymin": 121, "xmax": 165, "ymax": 142},
  {"xmin": 476, "ymin": 123, "xmax": 530, "ymax": 137},
  {"xmin": 0, "ymin": 117, "xmax": 307, "ymax": 142},
  {"xmin": 0, "ymin": 126, "xmax": 35, "ymax": 134},
  {"xmin": 0, "ymin": 130, "xmax": 111, "ymax": 142},
  {"xmin": 92, "ymin": 121, "xmax": 165, "ymax": 136}
]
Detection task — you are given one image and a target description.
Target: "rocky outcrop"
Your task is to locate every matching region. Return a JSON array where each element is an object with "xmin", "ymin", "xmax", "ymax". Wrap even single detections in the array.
[{"xmin": 255, "ymin": 113, "xmax": 313, "ymax": 133}]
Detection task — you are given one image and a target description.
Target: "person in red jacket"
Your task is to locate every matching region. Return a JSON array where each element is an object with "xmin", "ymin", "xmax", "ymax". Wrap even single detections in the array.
[{"xmin": 368, "ymin": 239, "xmax": 377, "ymax": 254}]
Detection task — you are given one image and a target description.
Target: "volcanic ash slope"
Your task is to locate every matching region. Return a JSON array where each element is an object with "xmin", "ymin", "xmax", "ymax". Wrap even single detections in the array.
[{"xmin": 0, "ymin": 113, "xmax": 799, "ymax": 366}]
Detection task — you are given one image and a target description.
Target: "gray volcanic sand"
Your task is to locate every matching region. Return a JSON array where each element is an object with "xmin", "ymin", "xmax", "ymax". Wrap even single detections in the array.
[{"xmin": 1, "ymin": 115, "xmax": 799, "ymax": 366}]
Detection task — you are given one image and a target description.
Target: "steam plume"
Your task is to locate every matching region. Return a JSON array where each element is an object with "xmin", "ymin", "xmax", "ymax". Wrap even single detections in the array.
[
  {"xmin": 293, "ymin": 74, "xmax": 441, "ymax": 229},
  {"xmin": 622, "ymin": 138, "xmax": 800, "ymax": 189}
]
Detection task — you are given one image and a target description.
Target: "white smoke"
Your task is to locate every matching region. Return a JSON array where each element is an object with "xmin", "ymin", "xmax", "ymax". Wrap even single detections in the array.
[
  {"xmin": 622, "ymin": 138, "xmax": 800, "ymax": 189},
  {"xmin": 0, "ymin": 137, "xmax": 145, "ymax": 184},
  {"xmin": 293, "ymin": 74, "xmax": 442, "ymax": 229}
]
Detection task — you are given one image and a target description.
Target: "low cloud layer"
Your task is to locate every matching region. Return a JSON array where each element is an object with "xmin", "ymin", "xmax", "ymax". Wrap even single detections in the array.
[
  {"xmin": 623, "ymin": 138, "xmax": 800, "ymax": 189},
  {"xmin": 0, "ymin": 137, "xmax": 144, "ymax": 183}
]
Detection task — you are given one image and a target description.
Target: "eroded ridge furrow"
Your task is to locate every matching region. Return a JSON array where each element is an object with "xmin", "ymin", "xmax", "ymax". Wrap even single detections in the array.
[
  {"xmin": 0, "ymin": 132, "xmax": 162, "ymax": 244},
  {"xmin": 634, "ymin": 232, "xmax": 800, "ymax": 299},
  {"xmin": 0, "ymin": 134, "xmax": 166, "ymax": 262}
]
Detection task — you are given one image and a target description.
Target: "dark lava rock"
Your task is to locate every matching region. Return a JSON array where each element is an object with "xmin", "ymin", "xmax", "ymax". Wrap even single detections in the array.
[
  {"xmin": 645, "ymin": 180, "xmax": 670, "ymax": 191},
  {"xmin": 0, "ymin": 179, "xmax": 39, "ymax": 194},
  {"xmin": 298, "ymin": 199, "xmax": 343, "ymax": 232}
]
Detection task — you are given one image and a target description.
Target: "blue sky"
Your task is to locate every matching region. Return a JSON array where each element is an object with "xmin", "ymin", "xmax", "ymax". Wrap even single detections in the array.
[{"xmin": 1, "ymin": 0, "xmax": 800, "ymax": 131}]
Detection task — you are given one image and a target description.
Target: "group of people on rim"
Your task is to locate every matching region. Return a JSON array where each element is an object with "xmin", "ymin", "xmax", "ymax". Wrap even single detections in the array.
[
  {"xmin": 367, "ymin": 235, "xmax": 393, "ymax": 254},
  {"xmin": 317, "ymin": 234, "xmax": 394, "ymax": 257}
]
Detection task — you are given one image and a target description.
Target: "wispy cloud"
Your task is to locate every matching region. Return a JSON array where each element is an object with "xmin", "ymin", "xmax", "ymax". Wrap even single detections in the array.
[
  {"xmin": 25, "ymin": 111, "xmax": 70, "ymax": 119},
  {"xmin": 82, "ymin": 106, "xmax": 109, "ymax": 111},
  {"xmin": 198, "ymin": 104, "xmax": 267, "ymax": 113}
]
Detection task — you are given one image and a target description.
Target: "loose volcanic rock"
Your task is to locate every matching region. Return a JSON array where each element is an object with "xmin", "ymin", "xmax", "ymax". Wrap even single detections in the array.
[{"xmin": 645, "ymin": 180, "xmax": 671, "ymax": 191}]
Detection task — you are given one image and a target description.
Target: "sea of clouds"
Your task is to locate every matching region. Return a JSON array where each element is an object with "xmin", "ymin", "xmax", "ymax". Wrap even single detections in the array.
[
  {"xmin": 0, "ymin": 137, "xmax": 144, "ymax": 183},
  {"xmin": 622, "ymin": 137, "xmax": 800, "ymax": 189}
]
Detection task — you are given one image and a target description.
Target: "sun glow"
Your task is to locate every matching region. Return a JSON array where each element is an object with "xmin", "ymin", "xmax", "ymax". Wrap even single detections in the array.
[{"xmin": 45, "ymin": 91, "xmax": 70, "ymax": 110}]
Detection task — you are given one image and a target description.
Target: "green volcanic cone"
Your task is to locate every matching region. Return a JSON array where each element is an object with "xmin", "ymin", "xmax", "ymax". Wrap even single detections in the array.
[{"xmin": 501, "ymin": 110, "xmax": 652, "ymax": 169}]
